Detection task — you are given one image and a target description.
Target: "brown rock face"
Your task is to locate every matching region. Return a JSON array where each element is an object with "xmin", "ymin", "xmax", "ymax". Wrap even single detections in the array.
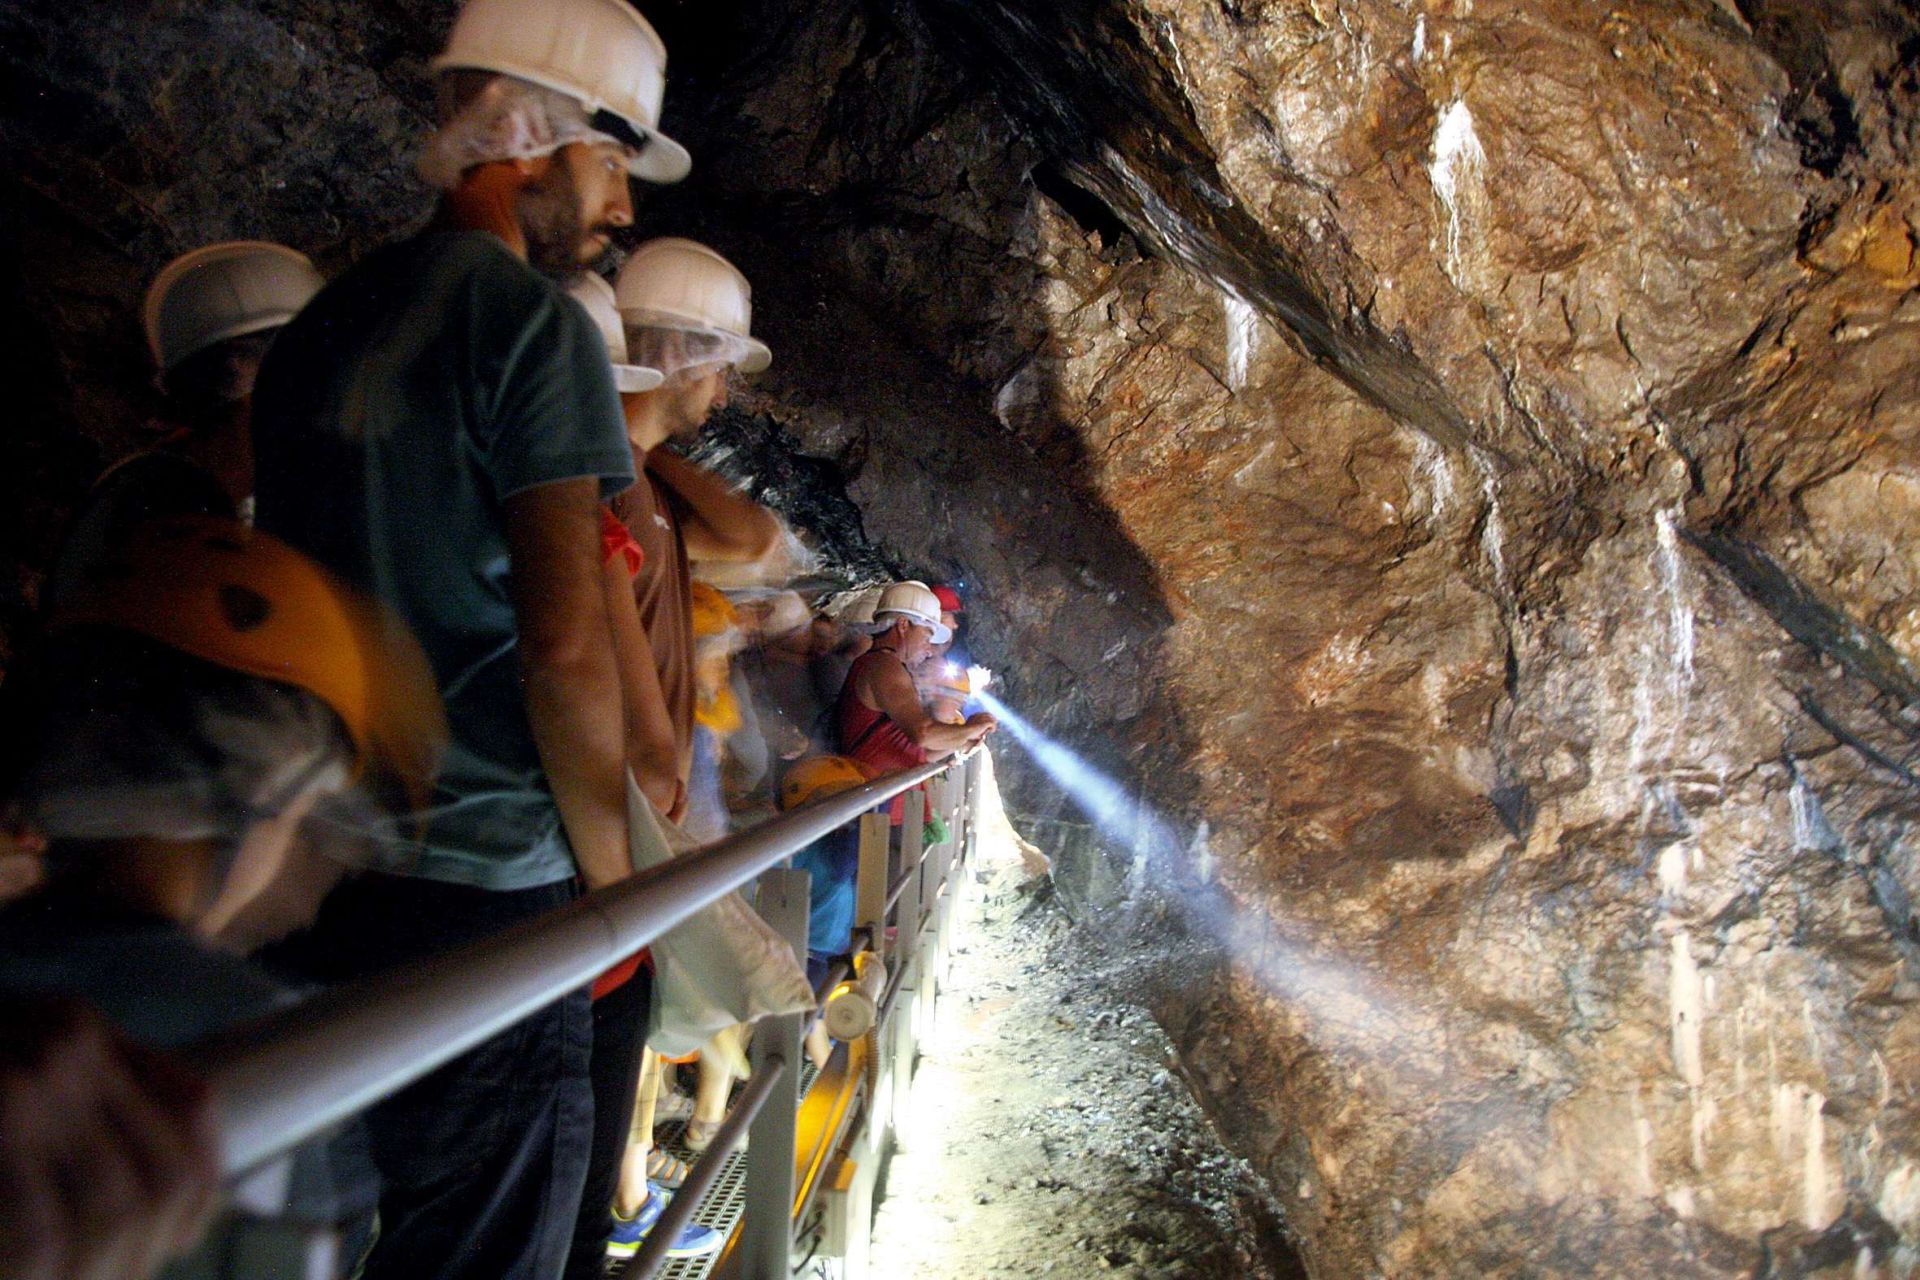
[
  {"xmin": 7, "ymin": 0, "xmax": 1920, "ymax": 1274},
  {"xmin": 677, "ymin": 1, "xmax": 1920, "ymax": 1271}
]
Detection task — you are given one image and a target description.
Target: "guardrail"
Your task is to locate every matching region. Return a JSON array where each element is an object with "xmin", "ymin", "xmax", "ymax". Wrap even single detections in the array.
[
  {"xmin": 186, "ymin": 755, "xmax": 965, "ymax": 1179},
  {"xmin": 189, "ymin": 747, "xmax": 985, "ymax": 1280},
  {"xmin": 616, "ymin": 751, "xmax": 983, "ymax": 1280}
]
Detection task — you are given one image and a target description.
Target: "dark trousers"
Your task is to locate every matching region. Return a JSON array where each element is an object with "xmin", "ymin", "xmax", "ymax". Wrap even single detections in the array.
[
  {"xmin": 271, "ymin": 874, "xmax": 594, "ymax": 1280},
  {"xmin": 563, "ymin": 969, "xmax": 651, "ymax": 1280}
]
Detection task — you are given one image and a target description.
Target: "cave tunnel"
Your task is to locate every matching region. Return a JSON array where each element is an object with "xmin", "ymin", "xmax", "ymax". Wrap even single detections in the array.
[{"xmin": 6, "ymin": 0, "xmax": 1920, "ymax": 1277}]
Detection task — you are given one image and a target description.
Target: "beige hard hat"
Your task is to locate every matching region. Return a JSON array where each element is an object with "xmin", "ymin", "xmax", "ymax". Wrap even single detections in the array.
[
  {"xmin": 143, "ymin": 242, "xmax": 324, "ymax": 372},
  {"xmin": 564, "ymin": 274, "xmax": 664, "ymax": 393},
  {"xmin": 828, "ymin": 584, "xmax": 885, "ymax": 627},
  {"xmin": 614, "ymin": 238, "xmax": 772, "ymax": 373},
  {"xmin": 431, "ymin": 0, "xmax": 691, "ymax": 184},
  {"xmin": 871, "ymin": 581, "xmax": 952, "ymax": 644}
]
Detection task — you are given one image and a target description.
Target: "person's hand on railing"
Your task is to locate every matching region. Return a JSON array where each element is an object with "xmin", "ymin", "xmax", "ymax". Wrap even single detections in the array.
[
  {"xmin": 0, "ymin": 1000, "xmax": 220, "ymax": 1280},
  {"xmin": 962, "ymin": 712, "xmax": 997, "ymax": 747}
]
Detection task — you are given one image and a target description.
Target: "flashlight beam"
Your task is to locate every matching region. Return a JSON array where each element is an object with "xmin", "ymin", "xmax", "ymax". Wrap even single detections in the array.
[{"xmin": 974, "ymin": 689, "xmax": 1175, "ymax": 855}]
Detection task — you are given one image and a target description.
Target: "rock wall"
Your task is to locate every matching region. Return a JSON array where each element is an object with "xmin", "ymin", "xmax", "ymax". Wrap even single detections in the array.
[
  {"xmin": 669, "ymin": 2, "xmax": 1920, "ymax": 1271},
  {"xmin": 6, "ymin": 0, "xmax": 1920, "ymax": 1275}
]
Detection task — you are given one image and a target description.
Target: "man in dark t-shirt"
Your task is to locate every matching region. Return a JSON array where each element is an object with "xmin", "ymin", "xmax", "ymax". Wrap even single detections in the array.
[
  {"xmin": 250, "ymin": 2, "xmax": 693, "ymax": 1274},
  {"xmin": 258, "ymin": 229, "xmax": 635, "ymax": 890}
]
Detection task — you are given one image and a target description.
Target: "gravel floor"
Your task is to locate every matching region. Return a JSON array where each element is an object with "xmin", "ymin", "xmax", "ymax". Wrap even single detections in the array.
[{"xmin": 865, "ymin": 861, "xmax": 1297, "ymax": 1280}]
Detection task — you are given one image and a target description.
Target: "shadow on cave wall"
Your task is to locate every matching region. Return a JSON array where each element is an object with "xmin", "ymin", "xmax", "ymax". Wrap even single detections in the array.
[
  {"xmin": 0, "ymin": 0, "xmax": 1208, "ymax": 859},
  {"xmin": 632, "ymin": 0, "xmax": 1209, "ymax": 848}
]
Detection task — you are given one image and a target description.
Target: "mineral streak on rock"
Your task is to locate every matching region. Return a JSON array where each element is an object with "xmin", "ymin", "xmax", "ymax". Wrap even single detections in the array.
[
  {"xmin": 1428, "ymin": 99, "xmax": 1489, "ymax": 290},
  {"xmin": 7, "ymin": 0, "xmax": 1920, "ymax": 1275}
]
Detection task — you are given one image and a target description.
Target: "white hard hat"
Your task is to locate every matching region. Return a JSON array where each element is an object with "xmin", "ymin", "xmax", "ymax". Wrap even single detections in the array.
[
  {"xmin": 872, "ymin": 581, "xmax": 952, "ymax": 644},
  {"xmin": 143, "ymin": 242, "xmax": 324, "ymax": 372},
  {"xmin": 564, "ymin": 274, "xmax": 664, "ymax": 392},
  {"xmin": 431, "ymin": 0, "xmax": 691, "ymax": 184},
  {"xmin": 614, "ymin": 238, "xmax": 772, "ymax": 373}
]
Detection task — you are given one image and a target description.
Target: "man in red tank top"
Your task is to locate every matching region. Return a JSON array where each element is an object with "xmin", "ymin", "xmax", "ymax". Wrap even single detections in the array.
[{"xmin": 836, "ymin": 581, "xmax": 996, "ymax": 774}]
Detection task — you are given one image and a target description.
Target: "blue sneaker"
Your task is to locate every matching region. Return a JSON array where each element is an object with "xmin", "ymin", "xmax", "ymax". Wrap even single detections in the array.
[
  {"xmin": 663, "ymin": 1221, "xmax": 725, "ymax": 1259},
  {"xmin": 606, "ymin": 1190, "xmax": 727, "ymax": 1260}
]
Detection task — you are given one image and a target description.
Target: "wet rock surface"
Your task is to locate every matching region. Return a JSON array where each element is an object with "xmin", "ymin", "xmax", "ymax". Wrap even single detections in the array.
[{"xmin": 8, "ymin": 0, "xmax": 1920, "ymax": 1276}]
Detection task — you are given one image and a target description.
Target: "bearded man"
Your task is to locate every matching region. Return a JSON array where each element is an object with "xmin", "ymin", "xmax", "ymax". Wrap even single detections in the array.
[{"xmin": 247, "ymin": 1, "xmax": 690, "ymax": 1275}]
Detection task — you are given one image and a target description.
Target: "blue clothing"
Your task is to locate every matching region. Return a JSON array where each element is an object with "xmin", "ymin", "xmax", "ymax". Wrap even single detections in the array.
[
  {"xmin": 790, "ymin": 823, "xmax": 859, "ymax": 960},
  {"xmin": 681, "ymin": 723, "xmax": 730, "ymax": 844},
  {"xmin": 273, "ymin": 874, "xmax": 593, "ymax": 1280},
  {"xmin": 253, "ymin": 230, "xmax": 635, "ymax": 889}
]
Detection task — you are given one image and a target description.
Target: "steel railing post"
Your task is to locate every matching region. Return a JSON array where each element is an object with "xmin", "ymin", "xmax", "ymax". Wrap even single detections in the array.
[
  {"xmin": 962, "ymin": 752, "xmax": 981, "ymax": 870},
  {"xmin": 740, "ymin": 867, "xmax": 810, "ymax": 1279},
  {"xmin": 854, "ymin": 811, "xmax": 891, "ymax": 963},
  {"xmin": 897, "ymin": 810, "xmax": 924, "ymax": 958}
]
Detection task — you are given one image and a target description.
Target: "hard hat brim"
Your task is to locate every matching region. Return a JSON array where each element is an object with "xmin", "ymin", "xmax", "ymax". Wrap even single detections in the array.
[
  {"xmin": 621, "ymin": 317, "xmax": 770, "ymax": 374},
  {"xmin": 157, "ymin": 311, "xmax": 298, "ymax": 371},
  {"xmin": 629, "ymin": 129, "xmax": 691, "ymax": 183},
  {"xmin": 574, "ymin": 101, "xmax": 691, "ymax": 183},
  {"xmin": 143, "ymin": 241, "xmax": 321, "ymax": 370},
  {"xmin": 736, "ymin": 337, "xmax": 772, "ymax": 374},
  {"xmin": 429, "ymin": 54, "xmax": 693, "ymax": 184},
  {"xmin": 876, "ymin": 607, "xmax": 950, "ymax": 644},
  {"xmin": 614, "ymin": 362, "xmax": 666, "ymax": 392}
]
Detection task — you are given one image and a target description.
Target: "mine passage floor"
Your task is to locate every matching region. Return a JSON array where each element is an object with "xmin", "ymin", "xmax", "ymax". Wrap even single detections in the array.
[{"xmin": 867, "ymin": 865, "xmax": 1295, "ymax": 1279}]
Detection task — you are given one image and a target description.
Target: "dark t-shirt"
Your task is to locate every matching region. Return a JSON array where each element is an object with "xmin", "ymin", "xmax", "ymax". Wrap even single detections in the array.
[
  {"xmin": 612, "ymin": 466, "xmax": 695, "ymax": 775},
  {"xmin": 253, "ymin": 230, "xmax": 635, "ymax": 889}
]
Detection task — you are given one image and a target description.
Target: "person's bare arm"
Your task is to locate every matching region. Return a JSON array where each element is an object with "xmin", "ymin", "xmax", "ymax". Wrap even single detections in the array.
[
  {"xmin": 603, "ymin": 554, "xmax": 683, "ymax": 816},
  {"xmin": 505, "ymin": 478, "xmax": 630, "ymax": 890},
  {"xmin": 865, "ymin": 656, "xmax": 993, "ymax": 759},
  {"xmin": 646, "ymin": 449, "xmax": 780, "ymax": 564}
]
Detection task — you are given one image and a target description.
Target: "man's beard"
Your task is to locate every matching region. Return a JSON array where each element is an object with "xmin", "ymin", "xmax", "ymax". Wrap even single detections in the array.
[{"xmin": 517, "ymin": 160, "xmax": 614, "ymax": 282}]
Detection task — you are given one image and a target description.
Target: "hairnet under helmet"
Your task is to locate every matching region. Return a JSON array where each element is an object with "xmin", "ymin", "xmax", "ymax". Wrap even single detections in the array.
[
  {"xmin": 13, "ymin": 630, "xmax": 354, "ymax": 850},
  {"xmin": 623, "ymin": 324, "xmax": 764, "ymax": 386},
  {"xmin": 428, "ymin": 0, "xmax": 690, "ymax": 183},
  {"xmin": 418, "ymin": 74, "xmax": 630, "ymax": 191},
  {"xmin": 565, "ymin": 273, "xmax": 664, "ymax": 392},
  {"xmin": 615, "ymin": 238, "xmax": 771, "ymax": 383}
]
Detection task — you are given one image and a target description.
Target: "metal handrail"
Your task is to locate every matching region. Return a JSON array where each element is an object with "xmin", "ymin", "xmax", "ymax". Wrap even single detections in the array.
[{"xmin": 187, "ymin": 755, "xmax": 962, "ymax": 1179}]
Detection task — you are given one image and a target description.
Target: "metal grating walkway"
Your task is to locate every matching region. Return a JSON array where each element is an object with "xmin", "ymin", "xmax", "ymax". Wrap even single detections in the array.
[{"xmin": 615, "ymin": 1060, "xmax": 825, "ymax": 1280}]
